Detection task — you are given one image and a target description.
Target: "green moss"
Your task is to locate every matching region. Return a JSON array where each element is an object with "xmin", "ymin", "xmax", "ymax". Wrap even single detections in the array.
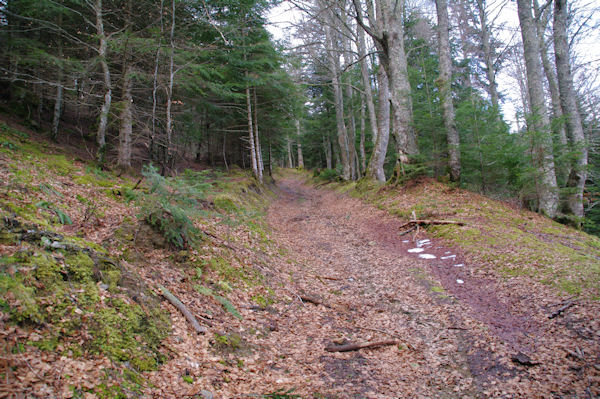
[
  {"xmin": 73, "ymin": 173, "xmax": 115, "ymax": 188},
  {"xmin": 430, "ymin": 285, "xmax": 444, "ymax": 293},
  {"xmin": 213, "ymin": 194, "xmax": 238, "ymax": 213},
  {"xmin": 31, "ymin": 254, "xmax": 62, "ymax": 287},
  {"xmin": 64, "ymin": 252, "xmax": 95, "ymax": 283},
  {"xmin": 90, "ymin": 298, "xmax": 169, "ymax": 371},
  {"xmin": 0, "ymin": 273, "xmax": 42, "ymax": 323}
]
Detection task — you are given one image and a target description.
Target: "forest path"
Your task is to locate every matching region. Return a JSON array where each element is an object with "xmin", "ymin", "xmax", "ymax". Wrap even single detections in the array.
[{"xmin": 260, "ymin": 175, "xmax": 527, "ymax": 397}]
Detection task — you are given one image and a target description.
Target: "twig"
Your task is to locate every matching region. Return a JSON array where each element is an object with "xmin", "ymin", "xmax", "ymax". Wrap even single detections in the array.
[
  {"xmin": 325, "ymin": 340, "xmax": 398, "ymax": 352},
  {"xmin": 315, "ymin": 275, "xmax": 342, "ymax": 281},
  {"xmin": 353, "ymin": 326, "xmax": 415, "ymax": 350},
  {"xmin": 398, "ymin": 220, "xmax": 465, "ymax": 229},
  {"xmin": 158, "ymin": 284, "xmax": 207, "ymax": 334},
  {"xmin": 549, "ymin": 301, "xmax": 576, "ymax": 319},
  {"xmin": 399, "ymin": 226, "xmax": 417, "ymax": 236}
]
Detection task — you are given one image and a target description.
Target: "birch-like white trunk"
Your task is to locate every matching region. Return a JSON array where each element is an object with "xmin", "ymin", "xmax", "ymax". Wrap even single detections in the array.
[
  {"xmin": 245, "ymin": 83, "xmax": 258, "ymax": 179},
  {"xmin": 517, "ymin": 0, "xmax": 558, "ymax": 217},
  {"xmin": 554, "ymin": 0, "xmax": 587, "ymax": 220},
  {"xmin": 357, "ymin": 27, "xmax": 378, "ymax": 145},
  {"xmin": 475, "ymin": 0, "xmax": 500, "ymax": 110},
  {"xmin": 164, "ymin": 0, "xmax": 176, "ymax": 168},
  {"xmin": 252, "ymin": 88, "xmax": 263, "ymax": 183}
]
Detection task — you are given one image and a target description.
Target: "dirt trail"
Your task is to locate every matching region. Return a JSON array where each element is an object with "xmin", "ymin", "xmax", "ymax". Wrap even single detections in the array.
[{"xmin": 259, "ymin": 176, "xmax": 531, "ymax": 397}]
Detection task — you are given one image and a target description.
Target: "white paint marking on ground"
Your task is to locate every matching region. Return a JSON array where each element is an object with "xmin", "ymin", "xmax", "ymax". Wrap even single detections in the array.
[
  {"xmin": 456, "ymin": 279, "xmax": 464, "ymax": 284},
  {"xmin": 419, "ymin": 254, "xmax": 436, "ymax": 259},
  {"xmin": 441, "ymin": 255, "xmax": 456, "ymax": 260},
  {"xmin": 402, "ymin": 240, "xmax": 410, "ymax": 243},
  {"xmin": 408, "ymin": 248, "xmax": 425, "ymax": 253},
  {"xmin": 453, "ymin": 264, "xmax": 464, "ymax": 267}
]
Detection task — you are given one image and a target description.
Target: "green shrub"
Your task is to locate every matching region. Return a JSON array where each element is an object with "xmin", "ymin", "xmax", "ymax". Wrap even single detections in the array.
[
  {"xmin": 316, "ymin": 169, "xmax": 339, "ymax": 182},
  {"xmin": 136, "ymin": 165, "xmax": 212, "ymax": 248}
]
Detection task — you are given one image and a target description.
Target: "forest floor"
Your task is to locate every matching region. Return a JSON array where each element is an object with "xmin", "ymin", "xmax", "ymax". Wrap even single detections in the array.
[
  {"xmin": 1, "ymin": 118, "xmax": 599, "ymax": 398},
  {"xmin": 237, "ymin": 172, "xmax": 600, "ymax": 398}
]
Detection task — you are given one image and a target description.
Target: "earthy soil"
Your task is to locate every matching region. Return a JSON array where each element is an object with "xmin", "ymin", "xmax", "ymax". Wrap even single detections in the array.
[{"xmin": 243, "ymin": 175, "xmax": 600, "ymax": 398}]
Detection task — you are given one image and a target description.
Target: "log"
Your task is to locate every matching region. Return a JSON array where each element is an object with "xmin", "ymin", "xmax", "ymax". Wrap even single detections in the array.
[
  {"xmin": 325, "ymin": 340, "xmax": 398, "ymax": 353},
  {"xmin": 398, "ymin": 220, "xmax": 465, "ymax": 229},
  {"xmin": 399, "ymin": 226, "xmax": 417, "ymax": 236},
  {"xmin": 158, "ymin": 284, "xmax": 207, "ymax": 334}
]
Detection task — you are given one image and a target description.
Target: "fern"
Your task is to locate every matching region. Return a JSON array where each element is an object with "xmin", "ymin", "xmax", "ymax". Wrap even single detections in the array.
[{"xmin": 194, "ymin": 285, "xmax": 242, "ymax": 320}]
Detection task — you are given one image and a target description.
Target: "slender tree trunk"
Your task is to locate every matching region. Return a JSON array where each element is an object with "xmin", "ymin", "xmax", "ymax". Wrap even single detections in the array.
[
  {"xmin": 245, "ymin": 83, "xmax": 258, "ymax": 179},
  {"xmin": 150, "ymin": 0, "xmax": 164, "ymax": 162},
  {"xmin": 324, "ymin": 134, "xmax": 332, "ymax": 170},
  {"xmin": 554, "ymin": 0, "xmax": 587, "ymax": 220},
  {"xmin": 358, "ymin": 27, "xmax": 378, "ymax": 145},
  {"xmin": 51, "ymin": 10, "xmax": 63, "ymax": 142},
  {"xmin": 475, "ymin": 0, "xmax": 500, "ymax": 110},
  {"xmin": 118, "ymin": 65, "xmax": 133, "ymax": 169},
  {"xmin": 359, "ymin": 95, "xmax": 366, "ymax": 173},
  {"xmin": 366, "ymin": 67, "xmax": 390, "ymax": 182},
  {"xmin": 164, "ymin": 0, "xmax": 176, "ymax": 170},
  {"xmin": 252, "ymin": 88, "xmax": 263, "ymax": 183},
  {"xmin": 287, "ymin": 135, "xmax": 294, "ymax": 168},
  {"xmin": 324, "ymin": 20, "xmax": 351, "ymax": 180},
  {"xmin": 517, "ymin": 0, "xmax": 559, "ymax": 217},
  {"xmin": 435, "ymin": 0, "xmax": 460, "ymax": 182},
  {"xmin": 94, "ymin": 0, "xmax": 111, "ymax": 165},
  {"xmin": 296, "ymin": 119, "xmax": 304, "ymax": 169}
]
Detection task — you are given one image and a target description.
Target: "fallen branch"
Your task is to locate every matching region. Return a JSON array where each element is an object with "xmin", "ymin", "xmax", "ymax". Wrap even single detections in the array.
[
  {"xmin": 315, "ymin": 274, "xmax": 342, "ymax": 281},
  {"xmin": 300, "ymin": 294, "xmax": 331, "ymax": 308},
  {"xmin": 325, "ymin": 340, "xmax": 398, "ymax": 352},
  {"xmin": 158, "ymin": 284, "xmax": 207, "ymax": 334},
  {"xmin": 399, "ymin": 226, "xmax": 417, "ymax": 236},
  {"xmin": 398, "ymin": 220, "xmax": 465, "ymax": 229},
  {"xmin": 549, "ymin": 301, "xmax": 576, "ymax": 319}
]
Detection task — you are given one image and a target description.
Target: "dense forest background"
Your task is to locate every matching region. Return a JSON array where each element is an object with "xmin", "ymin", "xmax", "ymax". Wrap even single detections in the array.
[{"xmin": 1, "ymin": 0, "xmax": 599, "ymax": 233}]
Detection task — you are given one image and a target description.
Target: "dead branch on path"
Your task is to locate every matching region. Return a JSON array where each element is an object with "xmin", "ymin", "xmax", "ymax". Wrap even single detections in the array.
[
  {"xmin": 158, "ymin": 284, "xmax": 207, "ymax": 334},
  {"xmin": 549, "ymin": 300, "xmax": 576, "ymax": 319},
  {"xmin": 325, "ymin": 340, "xmax": 398, "ymax": 352},
  {"xmin": 398, "ymin": 220, "xmax": 465, "ymax": 229},
  {"xmin": 399, "ymin": 226, "xmax": 417, "ymax": 236}
]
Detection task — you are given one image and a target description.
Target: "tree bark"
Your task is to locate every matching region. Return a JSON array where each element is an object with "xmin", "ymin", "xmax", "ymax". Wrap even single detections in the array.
[
  {"xmin": 287, "ymin": 135, "xmax": 294, "ymax": 168},
  {"xmin": 150, "ymin": 0, "xmax": 165, "ymax": 162},
  {"xmin": 554, "ymin": 0, "xmax": 587, "ymax": 220},
  {"xmin": 165, "ymin": 0, "xmax": 176, "ymax": 170},
  {"xmin": 475, "ymin": 0, "xmax": 500, "ymax": 110},
  {"xmin": 94, "ymin": 0, "xmax": 111, "ymax": 165},
  {"xmin": 51, "ymin": 10, "xmax": 63, "ymax": 142},
  {"xmin": 296, "ymin": 119, "xmax": 304, "ymax": 169},
  {"xmin": 118, "ymin": 65, "xmax": 133, "ymax": 169},
  {"xmin": 246, "ymin": 82, "xmax": 259, "ymax": 179},
  {"xmin": 517, "ymin": 0, "xmax": 559, "ymax": 217},
  {"xmin": 366, "ymin": 66, "xmax": 390, "ymax": 182},
  {"xmin": 534, "ymin": 1, "xmax": 569, "ymax": 184},
  {"xmin": 435, "ymin": 0, "xmax": 461, "ymax": 182},
  {"xmin": 358, "ymin": 26, "xmax": 378, "ymax": 145},
  {"xmin": 324, "ymin": 19, "xmax": 351, "ymax": 180},
  {"xmin": 253, "ymin": 88, "xmax": 263, "ymax": 183}
]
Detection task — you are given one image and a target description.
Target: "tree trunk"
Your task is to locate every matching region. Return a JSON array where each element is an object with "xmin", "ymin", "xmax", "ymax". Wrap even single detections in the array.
[
  {"xmin": 366, "ymin": 67, "xmax": 390, "ymax": 182},
  {"xmin": 324, "ymin": 134, "xmax": 332, "ymax": 170},
  {"xmin": 534, "ymin": 1, "xmax": 569, "ymax": 184},
  {"xmin": 118, "ymin": 65, "xmax": 133, "ymax": 169},
  {"xmin": 435, "ymin": 0, "xmax": 460, "ymax": 182},
  {"xmin": 359, "ymin": 95, "xmax": 366, "ymax": 173},
  {"xmin": 246, "ymin": 83, "xmax": 259, "ymax": 179},
  {"xmin": 358, "ymin": 26, "xmax": 378, "ymax": 145},
  {"xmin": 287, "ymin": 135, "xmax": 294, "ymax": 168},
  {"xmin": 324, "ymin": 20, "xmax": 351, "ymax": 180},
  {"xmin": 475, "ymin": 0, "xmax": 500, "ymax": 110},
  {"xmin": 51, "ymin": 11, "xmax": 63, "ymax": 142},
  {"xmin": 296, "ymin": 119, "xmax": 304, "ymax": 169},
  {"xmin": 94, "ymin": 0, "xmax": 111, "ymax": 165},
  {"xmin": 165, "ymin": 0, "xmax": 176, "ymax": 170},
  {"xmin": 554, "ymin": 0, "xmax": 587, "ymax": 220},
  {"xmin": 517, "ymin": 0, "xmax": 559, "ymax": 217},
  {"xmin": 252, "ymin": 88, "xmax": 263, "ymax": 183},
  {"xmin": 150, "ymin": 0, "xmax": 164, "ymax": 162}
]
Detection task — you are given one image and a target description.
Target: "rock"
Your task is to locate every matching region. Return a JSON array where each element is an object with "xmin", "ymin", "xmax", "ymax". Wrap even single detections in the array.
[
  {"xmin": 511, "ymin": 352, "xmax": 540, "ymax": 367},
  {"xmin": 200, "ymin": 389, "xmax": 213, "ymax": 399}
]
